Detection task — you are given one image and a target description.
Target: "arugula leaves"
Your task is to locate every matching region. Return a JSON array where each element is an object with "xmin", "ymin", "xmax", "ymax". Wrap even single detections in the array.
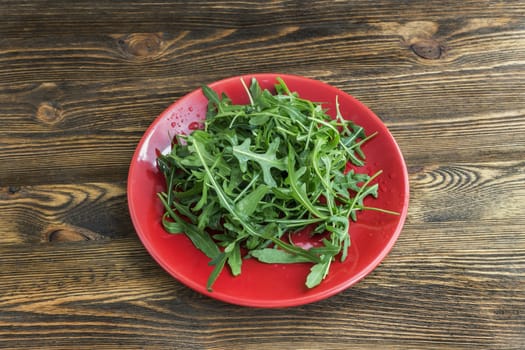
[{"xmin": 157, "ymin": 77, "xmax": 392, "ymax": 291}]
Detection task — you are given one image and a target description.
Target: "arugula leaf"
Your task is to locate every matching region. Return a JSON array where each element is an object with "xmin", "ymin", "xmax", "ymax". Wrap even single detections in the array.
[
  {"xmin": 306, "ymin": 257, "xmax": 332, "ymax": 288},
  {"xmin": 157, "ymin": 77, "xmax": 395, "ymax": 291},
  {"xmin": 227, "ymin": 242, "xmax": 242, "ymax": 276},
  {"xmin": 158, "ymin": 194, "xmax": 220, "ymax": 259},
  {"xmin": 233, "ymin": 138, "xmax": 287, "ymax": 187},
  {"xmin": 235, "ymin": 184, "xmax": 269, "ymax": 216},
  {"xmin": 286, "ymin": 144, "xmax": 326, "ymax": 219},
  {"xmin": 251, "ymin": 248, "xmax": 312, "ymax": 264},
  {"xmin": 207, "ymin": 252, "xmax": 228, "ymax": 292}
]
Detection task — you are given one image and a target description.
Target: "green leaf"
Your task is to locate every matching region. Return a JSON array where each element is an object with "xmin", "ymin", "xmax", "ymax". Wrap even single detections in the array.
[
  {"xmin": 192, "ymin": 134, "xmax": 265, "ymax": 240},
  {"xmin": 309, "ymin": 238, "xmax": 341, "ymax": 256},
  {"xmin": 202, "ymin": 85, "xmax": 220, "ymax": 105},
  {"xmin": 251, "ymin": 248, "xmax": 312, "ymax": 263},
  {"xmin": 286, "ymin": 143, "xmax": 326, "ymax": 218},
  {"xmin": 305, "ymin": 258, "xmax": 331, "ymax": 288},
  {"xmin": 207, "ymin": 252, "xmax": 228, "ymax": 291},
  {"xmin": 158, "ymin": 194, "xmax": 220, "ymax": 259},
  {"xmin": 160, "ymin": 213, "xmax": 184, "ymax": 233},
  {"xmin": 193, "ymin": 173, "xmax": 208, "ymax": 211},
  {"xmin": 227, "ymin": 243, "xmax": 242, "ymax": 276},
  {"xmin": 248, "ymin": 78, "xmax": 263, "ymax": 105},
  {"xmin": 197, "ymin": 198, "xmax": 219, "ymax": 230},
  {"xmin": 156, "ymin": 77, "xmax": 392, "ymax": 291},
  {"xmin": 269, "ymin": 238, "xmax": 321, "ymax": 263},
  {"xmin": 341, "ymin": 234, "xmax": 350, "ymax": 262},
  {"xmin": 249, "ymin": 114, "xmax": 270, "ymax": 126},
  {"xmin": 235, "ymin": 184, "xmax": 269, "ymax": 216},
  {"xmin": 233, "ymin": 138, "xmax": 287, "ymax": 187}
]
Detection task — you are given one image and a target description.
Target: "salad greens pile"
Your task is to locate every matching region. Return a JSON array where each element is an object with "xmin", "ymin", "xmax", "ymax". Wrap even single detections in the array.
[{"xmin": 157, "ymin": 77, "xmax": 392, "ymax": 291}]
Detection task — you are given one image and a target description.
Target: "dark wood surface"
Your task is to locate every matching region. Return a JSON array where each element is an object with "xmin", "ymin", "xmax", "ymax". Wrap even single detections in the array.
[{"xmin": 1, "ymin": 1, "xmax": 524, "ymax": 349}]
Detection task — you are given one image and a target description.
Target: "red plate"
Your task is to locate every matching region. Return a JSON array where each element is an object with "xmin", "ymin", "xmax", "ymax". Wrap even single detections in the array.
[{"xmin": 127, "ymin": 73, "xmax": 409, "ymax": 307}]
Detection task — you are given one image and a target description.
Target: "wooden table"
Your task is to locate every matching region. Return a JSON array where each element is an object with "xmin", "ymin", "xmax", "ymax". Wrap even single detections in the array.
[{"xmin": 1, "ymin": 1, "xmax": 524, "ymax": 348}]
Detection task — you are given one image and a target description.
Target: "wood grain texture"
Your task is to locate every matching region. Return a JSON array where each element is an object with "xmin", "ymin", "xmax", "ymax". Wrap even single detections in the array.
[
  {"xmin": 0, "ymin": 182, "xmax": 132, "ymax": 244},
  {"xmin": 1, "ymin": 0, "xmax": 524, "ymax": 349},
  {"xmin": 1, "ymin": 3, "xmax": 524, "ymax": 186},
  {"xmin": 0, "ymin": 235, "xmax": 523, "ymax": 349},
  {"xmin": 1, "ymin": 0, "xmax": 524, "ymax": 35}
]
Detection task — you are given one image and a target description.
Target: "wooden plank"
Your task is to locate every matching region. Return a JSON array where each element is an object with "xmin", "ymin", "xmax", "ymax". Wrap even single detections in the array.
[
  {"xmin": 1, "ymin": 160, "xmax": 523, "ymax": 245},
  {"xmin": 408, "ymin": 160, "xmax": 525, "ymax": 222},
  {"xmin": 1, "ymin": 0, "xmax": 524, "ymax": 35},
  {"xmin": 1, "ymin": 108, "xmax": 524, "ymax": 185},
  {"xmin": 0, "ymin": 236, "xmax": 522, "ymax": 349},
  {"xmin": 1, "ymin": 18, "xmax": 523, "ymax": 87},
  {"xmin": 0, "ymin": 15, "xmax": 523, "ymax": 185},
  {"xmin": 0, "ymin": 181, "xmax": 131, "ymax": 245}
]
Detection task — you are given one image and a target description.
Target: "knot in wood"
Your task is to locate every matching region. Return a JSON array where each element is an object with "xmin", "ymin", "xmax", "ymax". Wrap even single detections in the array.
[
  {"xmin": 48, "ymin": 229, "xmax": 90, "ymax": 242},
  {"xmin": 118, "ymin": 33, "xmax": 165, "ymax": 59},
  {"xmin": 45, "ymin": 225, "xmax": 105, "ymax": 243},
  {"xmin": 8, "ymin": 185, "xmax": 21, "ymax": 194},
  {"xmin": 410, "ymin": 39, "xmax": 442, "ymax": 59},
  {"xmin": 36, "ymin": 102, "xmax": 63, "ymax": 124}
]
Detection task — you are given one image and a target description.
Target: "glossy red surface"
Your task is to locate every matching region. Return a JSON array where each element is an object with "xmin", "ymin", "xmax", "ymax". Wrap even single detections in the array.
[{"xmin": 127, "ymin": 73, "xmax": 409, "ymax": 308}]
